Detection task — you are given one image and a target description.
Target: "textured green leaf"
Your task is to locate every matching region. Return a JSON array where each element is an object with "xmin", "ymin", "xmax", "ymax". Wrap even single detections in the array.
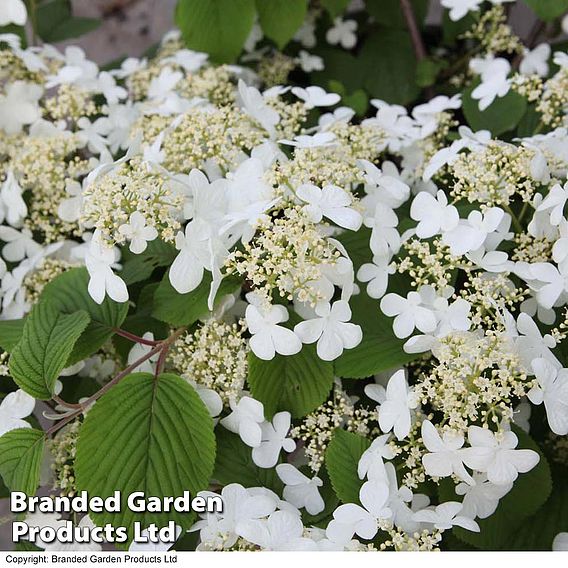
[
  {"xmin": 152, "ymin": 272, "xmax": 240, "ymax": 327},
  {"xmin": 523, "ymin": 0, "xmax": 568, "ymax": 21},
  {"xmin": 360, "ymin": 29, "xmax": 421, "ymax": 104},
  {"xmin": 320, "ymin": 0, "xmax": 350, "ymax": 18},
  {"xmin": 214, "ymin": 427, "xmax": 283, "ymax": 492},
  {"xmin": 256, "ymin": 0, "xmax": 307, "ymax": 49},
  {"xmin": 325, "ymin": 429, "xmax": 370, "ymax": 504},
  {"xmin": 248, "ymin": 344, "xmax": 334, "ymax": 418},
  {"xmin": 0, "ymin": 319, "xmax": 25, "ymax": 352},
  {"xmin": 441, "ymin": 427, "xmax": 552, "ymax": 550},
  {"xmin": 334, "ymin": 293, "xmax": 417, "ymax": 379},
  {"xmin": 9, "ymin": 303, "xmax": 90, "ymax": 399},
  {"xmin": 121, "ymin": 239, "xmax": 177, "ymax": 285},
  {"xmin": 463, "ymin": 84, "xmax": 527, "ymax": 136},
  {"xmin": 40, "ymin": 268, "xmax": 129, "ymax": 364},
  {"xmin": 0, "ymin": 428, "xmax": 44, "ymax": 495},
  {"xmin": 75, "ymin": 373, "xmax": 216, "ymax": 536},
  {"xmin": 176, "ymin": 0, "xmax": 256, "ymax": 62}
]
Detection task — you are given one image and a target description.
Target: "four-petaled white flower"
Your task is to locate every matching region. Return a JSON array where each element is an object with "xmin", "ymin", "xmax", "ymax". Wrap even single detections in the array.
[
  {"xmin": 377, "ymin": 370, "xmax": 418, "ymax": 441},
  {"xmin": 118, "ymin": 211, "xmax": 158, "ymax": 254},
  {"xmin": 0, "ymin": 389, "xmax": 35, "ymax": 437},
  {"xmin": 252, "ymin": 411, "xmax": 296, "ymax": 468},
  {"xmin": 291, "ymin": 86, "xmax": 340, "ymax": 109},
  {"xmin": 246, "ymin": 303, "xmax": 302, "ymax": 361},
  {"xmin": 0, "ymin": 81, "xmax": 42, "ymax": 134},
  {"xmin": 470, "ymin": 57, "xmax": 511, "ymax": 111},
  {"xmin": 325, "ymin": 18, "xmax": 358, "ymax": 49},
  {"xmin": 412, "ymin": 502, "xmax": 480, "ymax": 532},
  {"xmin": 380, "ymin": 289, "xmax": 437, "ymax": 339},
  {"xmin": 410, "ymin": 190, "xmax": 459, "ymax": 238},
  {"xmin": 357, "ymin": 434, "xmax": 395, "ymax": 481},
  {"xmin": 221, "ymin": 396, "xmax": 265, "ymax": 448},
  {"xmin": 294, "ymin": 300, "xmax": 362, "ymax": 361},
  {"xmin": 238, "ymin": 79, "xmax": 280, "ymax": 137},
  {"xmin": 276, "ymin": 464, "xmax": 325, "ymax": 515},
  {"xmin": 455, "ymin": 473, "xmax": 512, "ymax": 520}
]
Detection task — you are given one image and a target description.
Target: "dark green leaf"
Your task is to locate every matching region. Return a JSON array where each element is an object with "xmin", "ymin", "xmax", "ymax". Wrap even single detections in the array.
[
  {"xmin": 75, "ymin": 373, "xmax": 216, "ymax": 537},
  {"xmin": 248, "ymin": 344, "xmax": 334, "ymax": 418},
  {"xmin": 256, "ymin": 0, "xmax": 307, "ymax": 49},
  {"xmin": 0, "ymin": 428, "xmax": 44, "ymax": 495},
  {"xmin": 176, "ymin": 0, "xmax": 256, "ymax": 63},
  {"xmin": 121, "ymin": 239, "xmax": 176, "ymax": 285},
  {"xmin": 522, "ymin": 0, "xmax": 568, "ymax": 21},
  {"xmin": 320, "ymin": 0, "xmax": 350, "ymax": 18},
  {"xmin": 366, "ymin": 0, "xmax": 428, "ymax": 28},
  {"xmin": 9, "ymin": 303, "xmax": 90, "ymax": 399},
  {"xmin": 325, "ymin": 429, "xmax": 370, "ymax": 504}
]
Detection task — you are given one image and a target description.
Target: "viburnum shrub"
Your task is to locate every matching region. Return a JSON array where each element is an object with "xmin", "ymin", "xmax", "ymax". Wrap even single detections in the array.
[{"xmin": 0, "ymin": 0, "xmax": 567, "ymax": 553}]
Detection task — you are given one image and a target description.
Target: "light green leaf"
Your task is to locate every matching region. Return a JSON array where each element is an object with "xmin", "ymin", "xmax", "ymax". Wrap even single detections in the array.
[
  {"xmin": 325, "ymin": 429, "xmax": 370, "ymax": 504},
  {"xmin": 248, "ymin": 344, "xmax": 334, "ymax": 418},
  {"xmin": 522, "ymin": 0, "xmax": 568, "ymax": 21},
  {"xmin": 214, "ymin": 427, "xmax": 283, "ymax": 492},
  {"xmin": 39, "ymin": 267, "xmax": 129, "ymax": 364},
  {"xmin": 334, "ymin": 293, "xmax": 417, "ymax": 379},
  {"xmin": 0, "ymin": 319, "xmax": 25, "ymax": 352},
  {"xmin": 256, "ymin": 0, "xmax": 307, "ymax": 49},
  {"xmin": 320, "ymin": 0, "xmax": 350, "ymax": 18},
  {"xmin": 9, "ymin": 303, "xmax": 90, "ymax": 399},
  {"xmin": 75, "ymin": 373, "xmax": 216, "ymax": 536},
  {"xmin": 463, "ymin": 84, "xmax": 527, "ymax": 136},
  {"xmin": 152, "ymin": 272, "xmax": 240, "ymax": 327},
  {"xmin": 176, "ymin": 0, "xmax": 256, "ymax": 63},
  {"xmin": 0, "ymin": 428, "xmax": 44, "ymax": 495},
  {"xmin": 441, "ymin": 427, "xmax": 552, "ymax": 550}
]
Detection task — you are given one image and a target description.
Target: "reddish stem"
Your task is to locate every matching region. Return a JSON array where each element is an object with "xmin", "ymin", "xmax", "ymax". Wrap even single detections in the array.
[{"xmin": 114, "ymin": 328, "xmax": 160, "ymax": 346}]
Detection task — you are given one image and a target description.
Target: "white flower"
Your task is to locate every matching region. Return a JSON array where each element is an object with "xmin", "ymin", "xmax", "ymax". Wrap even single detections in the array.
[
  {"xmin": 0, "ymin": 227, "xmax": 40, "ymax": 262},
  {"xmin": 0, "ymin": 389, "xmax": 35, "ymax": 437},
  {"xmin": 528, "ymin": 262, "xmax": 568, "ymax": 310},
  {"xmin": 163, "ymin": 49, "xmax": 208, "ymax": 72},
  {"xmin": 380, "ymin": 289, "xmax": 437, "ymax": 339},
  {"xmin": 412, "ymin": 502, "xmax": 480, "ymax": 532},
  {"xmin": 127, "ymin": 332, "xmax": 159, "ymax": 373},
  {"xmin": 294, "ymin": 300, "xmax": 362, "ymax": 361},
  {"xmin": 276, "ymin": 464, "xmax": 324, "ymax": 515},
  {"xmin": 377, "ymin": 370, "xmax": 418, "ymax": 441},
  {"xmin": 325, "ymin": 18, "xmax": 357, "ymax": 49},
  {"xmin": 536, "ymin": 181, "xmax": 568, "ymax": 226},
  {"xmin": 455, "ymin": 473, "xmax": 512, "ymax": 520},
  {"xmin": 365, "ymin": 202, "xmax": 400, "ymax": 257},
  {"xmin": 237, "ymin": 510, "xmax": 315, "ymax": 551},
  {"xmin": 412, "ymin": 95, "xmax": 462, "ymax": 138},
  {"xmin": 358, "ymin": 159, "xmax": 410, "ymax": 209},
  {"xmin": 296, "ymin": 183, "xmax": 362, "ymax": 230},
  {"xmin": 148, "ymin": 67, "xmax": 182, "ymax": 100},
  {"xmin": 470, "ymin": 56, "xmax": 511, "ymax": 111},
  {"xmin": 441, "ymin": 0, "xmax": 483, "ymax": 21},
  {"xmin": 246, "ymin": 303, "xmax": 302, "ymax": 360},
  {"xmin": 421, "ymin": 420, "xmax": 473, "ymax": 484},
  {"xmin": 410, "ymin": 190, "xmax": 459, "ymax": 238},
  {"xmin": 297, "ymin": 50, "xmax": 324, "ymax": 73},
  {"xmin": 326, "ymin": 479, "xmax": 391, "ymax": 544},
  {"xmin": 252, "ymin": 411, "xmax": 296, "ymax": 468},
  {"xmin": 292, "ymin": 86, "xmax": 341, "ymax": 109},
  {"xmin": 238, "ymin": 79, "xmax": 280, "ymax": 137},
  {"xmin": 0, "ymin": 80, "xmax": 42, "ymax": 134},
  {"xmin": 553, "ymin": 532, "xmax": 568, "ymax": 551},
  {"xmin": 1, "ymin": 170, "xmax": 27, "ymax": 227},
  {"xmin": 221, "ymin": 396, "xmax": 265, "ymax": 448},
  {"xmin": 514, "ymin": 313, "xmax": 559, "ymax": 370},
  {"xmin": 357, "ymin": 434, "xmax": 396, "ymax": 481},
  {"xmin": 462, "ymin": 426, "xmax": 540, "ymax": 486},
  {"xmin": 85, "ymin": 232, "xmax": 128, "ymax": 305},
  {"xmin": 118, "ymin": 211, "xmax": 158, "ymax": 254},
  {"xmin": 0, "ymin": 0, "xmax": 27, "ymax": 25},
  {"xmin": 357, "ymin": 252, "xmax": 394, "ymax": 299},
  {"xmin": 279, "ymin": 132, "xmax": 337, "ymax": 148},
  {"xmin": 529, "ymin": 358, "xmax": 568, "ymax": 436},
  {"xmin": 519, "ymin": 44, "xmax": 551, "ymax": 77}
]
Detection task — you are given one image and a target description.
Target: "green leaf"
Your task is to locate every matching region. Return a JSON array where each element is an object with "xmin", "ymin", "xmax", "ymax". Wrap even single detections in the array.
[
  {"xmin": 75, "ymin": 373, "xmax": 216, "ymax": 536},
  {"xmin": 522, "ymin": 0, "xmax": 568, "ymax": 21},
  {"xmin": 176, "ymin": 0, "xmax": 256, "ymax": 63},
  {"xmin": 416, "ymin": 58, "xmax": 445, "ymax": 88},
  {"xmin": 152, "ymin": 272, "xmax": 240, "ymax": 327},
  {"xmin": 121, "ymin": 239, "xmax": 177, "ymax": 285},
  {"xmin": 320, "ymin": 0, "xmax": 350, "ymax": 18},
  {"xmin": 334, "ymin": 293, "xmax": 417, "ymax": 379},
  {"xmin": 39, "ymin": 267, "xmax": 129, "ymax": 364},
  {"xmin": 214, "ymin": 427, "xmax": 283, "ymax": 492},
  {"xmin": 256, "ymin": 0, "xmax": 307, "ymax": 49},
  {"xmin": 0, "ymin": 428, "xmax": 44, "ymax": 495},
  {"xmin": 9, "ymin": 303, "xmax": 90, "ymax": 399},
  {"xmin": 441, "ymin": 427, "xmax": 552, "ymax": 550},
  {"xmin": 36, "ymin": 0, "xmax": 71, "ymax": 41},
  {"xmin": 442, "ymin": 10, "xmax": 475, "ymax": 45},
  {"xmin": 0, "ymin": 319, "xmax": 25, "ymax": 352},
  {"xmin": 360, "ymin": 29, "xmax": 421, "ymax": 105},
  {"xmin": 325, "ymin": 429, "xmax": 370, "ymax": 504},
  {"xmin": 366, "ymin": 0, "xmax": 429, "ymax": 28},
  {"xmin": 248, "ymin": 344, "xmax": 334, "ymax": 418},
  {"xmin": 463, "ymin": 84, "xmax": 527, "ymax": 136},
  {"xmin": 44, "ymin": 17, "xmax": 100, "ymax": 42}
]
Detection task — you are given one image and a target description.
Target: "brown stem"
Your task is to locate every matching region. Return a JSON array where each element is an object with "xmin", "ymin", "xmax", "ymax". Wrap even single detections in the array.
[
  {"xmin": 45, "ymin": 328, "xmax": 185, "ymax": 438},
  {"xmin": 114, "ymin": 328, "xmax": 160, "ymax": 346},
  {"xmin": 400, "ymin": 0, "xmax": 427, "ymax": 61},
  {"xmin": 52, "ymin": 394, "xmax": 82, "ymax": 410}
]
